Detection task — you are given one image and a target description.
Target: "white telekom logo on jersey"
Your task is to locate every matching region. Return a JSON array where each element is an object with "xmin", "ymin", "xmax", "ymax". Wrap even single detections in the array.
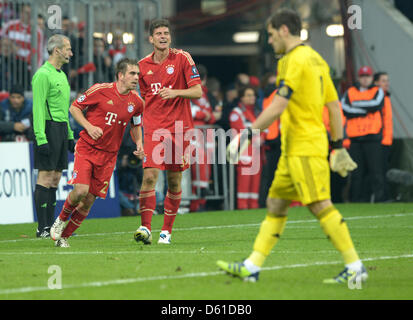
[
  {"xmin": 151, "ymin": 83, "xmax": 173, "ymax": 95},
  {"xmin": 151, "ymin": 83, "xmax": 162, "ymax": 95},
  {"xmin": 105, "ymin": 112, "xmax": 118, "ymax": 125}
]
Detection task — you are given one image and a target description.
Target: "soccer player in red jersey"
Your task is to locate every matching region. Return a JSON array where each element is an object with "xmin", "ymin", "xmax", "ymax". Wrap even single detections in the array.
[
  {"xmin": 50, "ymin": 58, "xmax": 145, "ymax": 247},
  {"xmin": 134, "ymin": 19, "xmax": 202, "ymax": 245}
]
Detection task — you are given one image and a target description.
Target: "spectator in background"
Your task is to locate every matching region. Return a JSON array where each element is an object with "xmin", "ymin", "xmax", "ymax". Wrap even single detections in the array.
[
  {"xmin": 0, "ymin": 3, "xmax": 43, "ymax": 69},
  {"xmin": 67, "ymin": 36, "xmax": 112, "ymax": 90},
  {"xmin": 374, "ymin": 71, "xmax": 393, "ymax": 201},
  {"xmin": 117, "ymin": 124, "xmax": 144, "ymax": 216},
  {"xmin": 224, "ymin": 83, "xmax": 238, "ymax": 106},
  {"xmin": 38, "ymin": 14, "xmax": 48, "ymax": 62},
  {"xmin": 0, "ymin": 35, "xmax": 30, "ymax": 91},
  {"xmin": 218, "ymin": 73, "xmax": 252, "ymax": 132},
  {"xmin": 341, "ymin": 66, "xmax": 386, "ymax": 202},
  {"xmin": 108, "ymin": 31, "xmax": 127, "ymax": 66},
  {"xmin": 189, "ymin": 64, "xmax": 222, "ymax": 212},
  {"xmin": 258, "ymin": 73, "xmax": 281, "ymax": 208},
  {"xmin": 216, "ymin": 83, "xmax": 238, "ymax": 131},
  {"xmin": 0, "ymin": 84, "xmax": 32, "ymax": 142},
  {"xmin": 235, "ymin": 73, "xmax": 250, "ymax": 90},
  {"xmin": 0, "ymin": 37, "xmax": 18, "ymax": 91},
  {"xmin": 206, "ymin": 76, "xmax": 223, "ymax": 110},
  {"xmin": 257, "ymin": 72, "xmax": 277, "ymax": 110},
  {"xmin": 0, "ymin": 2, "xmax": 14, "ymax": 27},
  {"xmin": 61, "ymin": 16, "xmax": 75, "ymax": 39},
  {"xmin": 229, "ymin": 86, "xmax": 264, "ymax": 209},
  {"xmin": 62, "ymin": 20, "xmax": 86, "ymax": 91},
  {"xmin": 93, "ymin": 37, "xmax": 113, "ymax": 83}
]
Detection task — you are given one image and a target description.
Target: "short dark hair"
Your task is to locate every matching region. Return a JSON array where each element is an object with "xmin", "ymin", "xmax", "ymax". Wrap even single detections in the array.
[
  {"xmin": 149, "ymin": 18, "xmax": 170, "ymax": 36},
  {"xmin": 10, "ymin": 84, "xmax": 24, "ymax": 97},
  {"xmin": 374, "ymin": 71, "xmax": 388, "ymax": 82},
  {"xmin": 267, "ymin": 8, "xmax": 302, "ymax": 36},
  {"xmin": 239, "ymin": 86, "xmax": 256, "ymax": 99},
  {"xmin": 115, "ymin": 57, "xmax": 139, "ymax": 80}
]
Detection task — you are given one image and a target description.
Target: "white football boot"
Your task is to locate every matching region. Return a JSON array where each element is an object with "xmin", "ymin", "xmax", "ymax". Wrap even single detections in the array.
[
  {"xmin": 50, "ymin": 217, "xmax": 67, "ymax": 241},
  {"xmin": 158, "ymin": 230, "xmax": 171, "ymax": 244},
  {"xmin": 55, "ymin": 238, "xmax": 70, "ymax": 248}
]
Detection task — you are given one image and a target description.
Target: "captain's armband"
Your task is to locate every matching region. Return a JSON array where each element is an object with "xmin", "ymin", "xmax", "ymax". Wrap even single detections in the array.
[{"xmin": 276, "ymin": 85, "xmax": 293, "ymax": 100}]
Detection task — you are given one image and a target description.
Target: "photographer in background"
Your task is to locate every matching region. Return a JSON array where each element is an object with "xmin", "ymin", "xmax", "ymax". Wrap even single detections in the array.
[{"xmin": 118, "ymin": 124, "xmax": 143, "ymax": 216}]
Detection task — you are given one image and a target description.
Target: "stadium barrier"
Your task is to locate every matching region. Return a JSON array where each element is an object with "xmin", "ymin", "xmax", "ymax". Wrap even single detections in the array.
[
  {"xmin": 1, "ymin": 0, "xmax": 160, "ymax": 93},
  {"xmin": 179, "ymin": 125, "xmax": 230, "ymax": 211},
  {"xmin": 0, "ymin": 142, "xmax": 120, "ymax": 224}
]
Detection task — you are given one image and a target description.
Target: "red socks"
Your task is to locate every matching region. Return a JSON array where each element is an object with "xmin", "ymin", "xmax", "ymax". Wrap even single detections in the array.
[
  {"xmin": 162, "ymin": 190, "xmax": 182, "ymax": 233},
  {"xmin": 59, "ymin": 196, "xmax": 77, "ymax": 221},
  {"xmin": 61, "ymin": 207, "xmax": 88, "ymax": 238},
  {"xmin": 139, "ymin": 190, "xmax": 156, "ymax": 231}
]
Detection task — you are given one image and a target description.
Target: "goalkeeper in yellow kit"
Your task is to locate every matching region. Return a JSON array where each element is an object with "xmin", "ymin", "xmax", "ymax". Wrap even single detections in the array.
[{"xmin": 218, "ymin": 8, "xmax": 367, "ymax": 284}]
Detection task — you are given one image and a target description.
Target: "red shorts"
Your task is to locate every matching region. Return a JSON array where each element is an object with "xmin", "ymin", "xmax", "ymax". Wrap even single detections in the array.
[
  {"xmin": 68, "ymin": 139, "xmax": 117, "ymax": 199},
  {"xmin": 143, "ymin": 132, "xmax": 191, "ymax": 171}
]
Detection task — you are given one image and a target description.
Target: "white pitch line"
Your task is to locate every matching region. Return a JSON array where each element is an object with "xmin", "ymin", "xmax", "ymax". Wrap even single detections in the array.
[
  {"xmin": 0, "ymin": 249, "xmax": 341, "ymax": 256},
  {"xmin": 0, "ymin": 253, "xmax": 412, "ymax": 296},
  {"xmin": 0, "ymin": 248, "xmax": 409, "ymax": 256},
  {"xmin": 1, "ymin": 212, "xmax": 413, "ymax": 244}
]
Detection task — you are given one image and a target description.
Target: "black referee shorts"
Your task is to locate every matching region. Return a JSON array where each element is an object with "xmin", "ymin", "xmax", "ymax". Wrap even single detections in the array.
[{"xmin": 34, "ymin": 120, "xmax": 69, "ymax": 171}]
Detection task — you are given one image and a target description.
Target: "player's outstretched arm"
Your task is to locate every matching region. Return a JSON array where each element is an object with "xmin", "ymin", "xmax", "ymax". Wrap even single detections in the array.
[
  {"xmin": 252, "ymin": 94, "xmax": 288, "ymax": 131},
  {"xmin": 69, "ymin": 104, "xmax": 103, "ymax": 140}
]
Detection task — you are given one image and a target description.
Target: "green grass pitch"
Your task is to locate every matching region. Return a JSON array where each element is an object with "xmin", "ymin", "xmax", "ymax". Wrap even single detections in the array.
[{"xmin": 0, "ymin": 203, "xmax": 412, "ymax": 300}]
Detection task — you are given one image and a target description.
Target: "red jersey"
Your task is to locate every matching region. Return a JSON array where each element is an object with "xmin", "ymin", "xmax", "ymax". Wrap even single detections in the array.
[
  {"xmin": 0, "ymin": 19, "xmax": 43, "ymax": 67},
  {"xmin": 72, "ymin": 82, "xmax": 144, "ymax": 153},
  {"xmin": 138, "ymin": 48, "xmax": 201, "ymax": 134},
  {"xmin": 229, "ymin": 103, "xmax": 257, "ymax": 132},
  {"xmin": 191, "ymin": 86, "xmax": 216, "ymax": 126}
]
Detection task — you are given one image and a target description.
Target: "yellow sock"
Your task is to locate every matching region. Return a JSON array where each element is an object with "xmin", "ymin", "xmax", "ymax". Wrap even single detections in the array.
[
  {"xmin": 247, "ymin": 215, "xmax": 287, "ymax": 267},
  {"xmin": 317, "ymin": 206, "xmax": 360, "ymax": 264}
]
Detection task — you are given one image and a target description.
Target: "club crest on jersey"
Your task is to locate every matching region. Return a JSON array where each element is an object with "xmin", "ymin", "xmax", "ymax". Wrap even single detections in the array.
[
  {"xmin": 127, "ymin": 104, "xmax": 134, "ymax": 113},
  {"xmin": 77, "ymin": 94, "xmax": 86, "ymax": 103},
  {"xmin": 166, "ymin": 65, "xmax": 175, "ymax": 75}
]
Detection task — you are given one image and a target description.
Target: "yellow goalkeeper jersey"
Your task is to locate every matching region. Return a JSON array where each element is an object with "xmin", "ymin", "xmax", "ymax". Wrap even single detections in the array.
[{"xmin": 276, "ymin": 44, "xmax": 339, "ymax": 157}]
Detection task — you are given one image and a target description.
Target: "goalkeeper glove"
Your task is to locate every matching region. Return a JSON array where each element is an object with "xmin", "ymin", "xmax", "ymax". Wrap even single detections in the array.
[
  {"xmin": 227, "ymin": 128, "xmax": 252, "ymax": 163},
  {"xmin": 329, "ymin": 139, "xmax": 357, "ymax": 177}
]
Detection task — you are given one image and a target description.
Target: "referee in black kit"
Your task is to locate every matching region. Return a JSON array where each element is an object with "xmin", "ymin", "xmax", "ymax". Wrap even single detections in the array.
[{"xmin": 32, "ymin": 34, "xmax": 74, "ymax": 237}]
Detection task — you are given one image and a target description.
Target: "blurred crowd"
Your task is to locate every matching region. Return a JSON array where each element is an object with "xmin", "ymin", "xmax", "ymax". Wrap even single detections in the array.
[
  {"xmin": 0, "ymin": 3, "xmax": 123, "ymax": 93},
  {"xmin": 0, "ymin": 4, "xmax": 398, "ymax": 215}
]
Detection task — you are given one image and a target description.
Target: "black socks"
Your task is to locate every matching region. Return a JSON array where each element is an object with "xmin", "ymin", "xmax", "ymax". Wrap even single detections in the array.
[{"xmin": 34, "ymin": 184, "xmax": 49, "ymax": 233}]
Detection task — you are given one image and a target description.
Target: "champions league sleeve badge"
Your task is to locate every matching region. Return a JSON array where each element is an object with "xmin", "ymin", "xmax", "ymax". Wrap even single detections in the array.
[{"xmin": 77, "ymin": 94, "xmax": 86, "ymax": 103}]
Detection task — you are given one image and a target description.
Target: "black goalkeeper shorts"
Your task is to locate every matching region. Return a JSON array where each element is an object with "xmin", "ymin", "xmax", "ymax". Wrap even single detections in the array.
[{"xmin": 34, "ymin": 120, "xmax": 68, "ymax": 171}]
